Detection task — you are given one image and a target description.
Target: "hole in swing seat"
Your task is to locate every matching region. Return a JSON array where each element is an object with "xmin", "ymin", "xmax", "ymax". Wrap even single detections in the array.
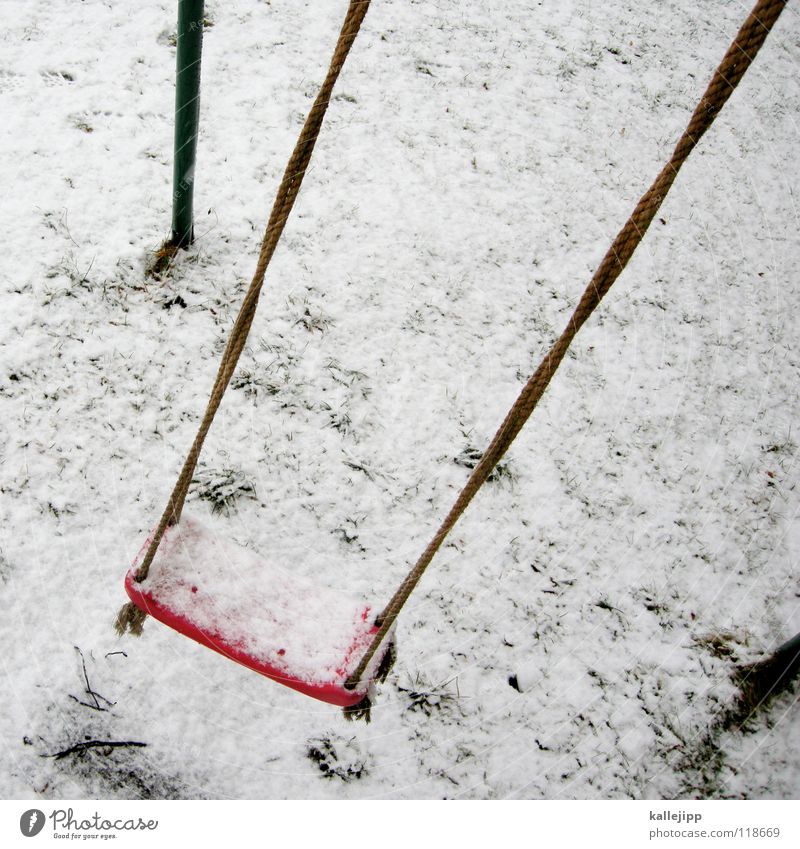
[{"xmin": 124, "ymin": 514, "xmax": 394, "ymax": 707}]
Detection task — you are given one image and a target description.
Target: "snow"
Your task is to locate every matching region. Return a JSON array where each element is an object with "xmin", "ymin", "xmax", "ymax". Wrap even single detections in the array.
[{"xmin": 0, "ymin": 0, "xmax": 798, "ymax": 800}]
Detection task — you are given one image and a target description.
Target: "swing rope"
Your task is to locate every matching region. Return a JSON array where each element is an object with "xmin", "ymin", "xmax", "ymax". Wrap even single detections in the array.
[
  {"xmin": 344, "ymin": 0, "xmax": 788, "ymax": 689},
  {"xmin": 115, "ymin": 0, "xmax": 373, "ymax": 636}
]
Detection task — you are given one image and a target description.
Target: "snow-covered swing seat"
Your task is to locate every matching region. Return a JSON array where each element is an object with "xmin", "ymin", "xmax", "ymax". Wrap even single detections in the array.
[
  {"xmin": 124, "ymin": 516, "xmax": 394, "ymax": 708},
  {"xmin": 116, "ymin": 0, "xmax": 786, "ymax": 717}
]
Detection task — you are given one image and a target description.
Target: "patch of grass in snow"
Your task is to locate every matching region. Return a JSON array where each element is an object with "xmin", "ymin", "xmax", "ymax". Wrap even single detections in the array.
[
  {"xmin": 259, "ymin": 337, "xmax": 303, "ymax": 379},
  {"xmin": 45, "ymin": 250, "xmax": 95, "ymax": 294},
  {"xmin": 0, "ymin": 468, "xmax": 30, "ymax": 498},
  {"xmin": 763, "ymin": 434, "xmax": 797, "ymax": 457},
  {"xmin": 0, "ymin": 549, "xmax": 11, "ymax": 583},
  {"xmin": 230, "ymin": 368, "xmax": 282, "ymax": 399},
  {"xmin": 318, "ymin": 359, "xmax": 372, "ymax": 440},
  {"xmin": 305, "ymin": 735, "xmax": 368, "ymax": 782},
  {"xmin": 69, "ymin": 114, "xmax": 94, "ymax": 134},
  {"xmin": 40, "ymin": 69, "xmax": 75, "ymax": 85},
  {"xmin": 331, "ymin": 515, "xmax": 366, "ymax": 550},
  {"xmin": 191, "ymin": 467, "xmax": 256, "ymax": 515},
  {"xmin": 397, "ymin": 673, "xmax": 461, "ymax": 717},
  {"xmin": 326, "ymin": 359, "xmax": 369, "ymax": 397},
  {"xmin": 635, "ymin": 585, "xmax": 679, "ymax": 629},
  {"xmin": 321, "ymin": 402, "xmax": 353, "ymax": 436},
  {"xmin": 693, "ymin": 631, "xmax": 743, "ymax": 661},
  {"xmin": 290, "ymin": 295, "xmax": 332, "ymax": 334}
]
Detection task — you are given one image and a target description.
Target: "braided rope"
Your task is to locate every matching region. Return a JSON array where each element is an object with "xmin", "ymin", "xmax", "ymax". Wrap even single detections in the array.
[
  {"xmin": 345, "ymin": 0, "xmax": 788, "ymax": 689},
  {"xmin": 116, "ymin": 0, "xmax": 372, "ymax": 635}
]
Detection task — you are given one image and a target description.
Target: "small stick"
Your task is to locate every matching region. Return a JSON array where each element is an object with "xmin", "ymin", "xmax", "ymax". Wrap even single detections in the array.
[
  {"xmin": 45, "ymin": 740, "xmax": 147, "ymax": 760},
  {"xmin": 67, "ymin": 695, "xmax": 106, "ymax": 713},
  {"xmin": 74, "ymin": 647, "xmax": 116, "ymax": 709}
]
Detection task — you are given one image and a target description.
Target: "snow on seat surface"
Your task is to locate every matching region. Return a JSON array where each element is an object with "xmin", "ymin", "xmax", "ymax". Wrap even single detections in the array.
[{"xmin": 124, "ymin": 514, "xmax": 389, "ymax": 707}]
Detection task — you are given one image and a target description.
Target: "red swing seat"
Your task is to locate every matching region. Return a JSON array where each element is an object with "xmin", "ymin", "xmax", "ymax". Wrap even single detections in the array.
[{"xmin": 124, "ymin": 515, "xmax": 394, "ymax": 707}]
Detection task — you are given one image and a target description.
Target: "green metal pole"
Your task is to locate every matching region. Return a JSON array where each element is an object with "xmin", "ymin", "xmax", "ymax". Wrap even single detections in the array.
[{"xmin": 171, "ymin": 0, "xmax": 205, "ymax": 247}]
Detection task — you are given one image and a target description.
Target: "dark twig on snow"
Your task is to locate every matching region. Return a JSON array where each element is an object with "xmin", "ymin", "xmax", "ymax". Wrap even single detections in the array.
[
  {"xmin": 45, "ymin": 740, "xmax": 147, "ymax": 760},
  {"xmin": 68, "ymin": 695, "xmax": 106, "ymax": 712},
  {"xmin": 73, "ymin": 646, "xmax": 116, "ymax": 711}
]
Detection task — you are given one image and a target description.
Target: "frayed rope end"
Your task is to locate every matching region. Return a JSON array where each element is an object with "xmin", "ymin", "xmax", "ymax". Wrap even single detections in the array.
[
  {"xmin": 114, "ymin": 602, "xmax": 148, "ymax": 637},
  {"xmin": 341, "ymin": 635, "xmax": 397, "ymax": 723},
  {"xmin": 342, "ymin": 695, "xmax": 372, "ymax": 724}
]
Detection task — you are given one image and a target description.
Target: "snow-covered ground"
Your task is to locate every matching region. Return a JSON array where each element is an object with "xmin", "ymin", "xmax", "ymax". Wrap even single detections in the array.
[{"xmin": 0, "ymin": 0, "xmax": 798, "ymax": 799}]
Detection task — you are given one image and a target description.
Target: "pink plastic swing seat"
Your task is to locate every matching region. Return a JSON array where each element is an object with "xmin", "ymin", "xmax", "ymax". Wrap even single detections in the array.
[{"xmin": 124, "ymin": 514, "xmax": 393, "ymax": 707}]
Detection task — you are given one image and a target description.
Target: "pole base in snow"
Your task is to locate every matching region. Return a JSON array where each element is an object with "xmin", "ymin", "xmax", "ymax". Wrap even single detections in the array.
[
  {"xmin": 146, "ymin": 239, "xmax": 182, "ymax": 280},
  {"xmin": 169, "ymin": 227, "xmax": 194, "ymax": 250}
]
